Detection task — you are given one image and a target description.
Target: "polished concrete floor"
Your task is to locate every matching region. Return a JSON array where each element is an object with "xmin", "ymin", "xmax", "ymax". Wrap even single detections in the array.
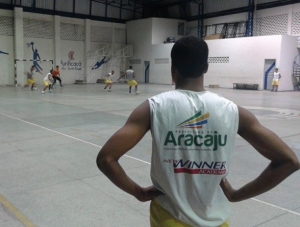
[{"xmin": 0, "ymin": 83, "xmax": 299, "ymax": 227}]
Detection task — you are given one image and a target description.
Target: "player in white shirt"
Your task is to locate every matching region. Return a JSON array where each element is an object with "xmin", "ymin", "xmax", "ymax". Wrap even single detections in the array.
[
  {"xmin": 271, "ymin": 68, "xmax": 281, "ymax": 92},
  {"xmin": 104, "ymin": 70, "xmax": 115, "ymax": 92},
  {"xmin": 42, "ymin": 69, "xmax": 54, "ymax": 94},
  {"xmin": 117, "ymin": 66, "xmax": 140, "ymax": 95}
]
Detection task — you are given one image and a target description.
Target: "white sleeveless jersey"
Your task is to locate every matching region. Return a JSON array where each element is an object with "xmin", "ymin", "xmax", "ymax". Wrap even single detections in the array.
[
  {"xmin": 273, "ymin": 72, "xmax": 280, "ymax": 80},
  {"xmin": 106, "ymin": 73, "xmax": 113, "ymax": 80},
  {"xmin": 126, "ymin": 69, "xmax": 134, "ymax": 80},
  {"xmin": 148, "ymin": 90, "xmax": 239, "ymax": 227},
  {"xmin": 43, "ymin": 73, "xmax": 52, "ymax": 82}
]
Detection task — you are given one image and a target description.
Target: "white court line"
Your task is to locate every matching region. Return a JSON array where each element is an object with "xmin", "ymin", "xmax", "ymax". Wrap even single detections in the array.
[
  {"xmin": 0, "ymin": 112, "xmax": 299, "ymax": 217},
  {"xmin": 251, "ymin": 198, "xmax": 300, "ymax": 217},
  {"xmin": 45, "ymin": 91, "xmax": 146, "ymax": 100},
  {"xmin": 0, "ymin": 112, "xmax": 150, "ymax": 164}
]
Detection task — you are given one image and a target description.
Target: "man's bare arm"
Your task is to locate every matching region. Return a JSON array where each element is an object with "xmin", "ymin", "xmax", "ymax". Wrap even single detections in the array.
[
  {"xmin": 117, "ymin": 73, "xmax": 126, "ymax": 81},
  {"xmin": 221, "ymin": 106, "xmax": 300, "ymax": 202},
  {"xmin": 96, "ymin": 101, "xmax": 161, "ymax": 201}
]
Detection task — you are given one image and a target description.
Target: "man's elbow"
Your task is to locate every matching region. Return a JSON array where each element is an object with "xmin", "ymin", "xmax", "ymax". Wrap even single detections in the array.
[
  {"xmin": 287, "ymin": 158, "xmax": 300, "ymax": 173},
  {"xmin": 96, "ymin": 153, "xmax": 113, "ymax": 173},
  {"xmin": 292, "ymin": 159, "xmax": 300, "ymax": 172}
]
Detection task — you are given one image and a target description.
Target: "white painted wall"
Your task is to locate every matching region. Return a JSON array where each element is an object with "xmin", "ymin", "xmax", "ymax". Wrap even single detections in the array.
[
  {"xmin": 255, "ymin": 3, "xmax": 300, "ymax": 36},
  {"xmin": 17, "ymin": 12, "xmax": 55, "ymax": 86},
  {"xmin": 1, "ymin": 4, "xmax": 299, "ymax": 88},
  {"xmin": 147, "ymin": 35, "xmax": 298, "ymax": 91},
  {"xmin": 151, "ymin": 44, "xmax": 173, "ymax": 84},
  {"xmin": 21, "ymin": 38, "xmax": 54, "ymax": 86},
  {"xmin": 126, "ymin": 18, "xmax": 152, "ymax": 83},
  {"xmin": 14, "ymin": 8, "xmax": 24, "ymax": 86},
  {"xmin": 60, "ymin": 40, "xmax": 84, "ymax": 84},
  {"xmin": 0, "ymin": 8, "xmax": 127, "ymax": 86},
  {"xmin": 0, "ymin": 36, "xmax": 14, "ymax": 85},
  {"xmin": 150, "ymin": 36, "xmax": 297, "ymax": 90},
  {"xmin": 128, "ymin": 17, "xmax": 299, "ymax": 90},
  {"xmin": 151, "ymin": 18, "xmax": 185, "ymax": 44},
  {"xmin": 0, "ymin": 9, "xmax": 14, "ymax": 85},
  {"xmin": 278, "ymin": 35, "xmax": 299, "ymax": 90},
  {"xmin": 86, "ymin": 42, "xmax": 126, "ymax": 83},
  {"xmin": 127, "ymin": 18, "xmax": 186, "ymax": 83},
  {"xmin": 204, "ymin": 36, "xmax": 282, "ymax": 89}
]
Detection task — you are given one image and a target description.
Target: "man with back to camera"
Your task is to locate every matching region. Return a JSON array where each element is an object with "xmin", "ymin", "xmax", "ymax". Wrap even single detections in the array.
[
  {"xmin": 96, "ymin": 36, "xmax": 300, "ymax": 227},
  {"xmin": 117, "ymin": 66, "xmax": 139, "ymax": 94}
]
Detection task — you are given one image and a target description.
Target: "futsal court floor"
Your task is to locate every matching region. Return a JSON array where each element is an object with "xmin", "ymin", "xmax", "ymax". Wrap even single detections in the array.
[{"xmin": 0, "ymin": 83, "xmax": 299, "ymax": 227}]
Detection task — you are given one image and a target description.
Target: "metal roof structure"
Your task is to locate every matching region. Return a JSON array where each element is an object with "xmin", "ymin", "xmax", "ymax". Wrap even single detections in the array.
[{"xmin": 0, "ymin": 0, "xmax": 299, "ymax": 23}]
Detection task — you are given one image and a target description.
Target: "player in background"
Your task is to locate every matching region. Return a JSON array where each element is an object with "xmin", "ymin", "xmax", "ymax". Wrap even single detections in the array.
[
  {"xmin": 22, "ymin": 65, "xmax": 42, "ymax": 91},
  {"xmin": 42, "ymin": 69, "xmax": 54, "ymax": 94},
  {"xmin": 117, "ymin": 66, "xmax": 140, "ymax": 95},
  {"xmin": 52, "ymin": 65, "xmax": 63, "ymax": 88},
  {"xmin": 104, "ymin": 70, "xmax": 115, "ymax": 92},
  {"xmin": 271, "ymin": 68, "xmax": 281, "ymax": 92}
]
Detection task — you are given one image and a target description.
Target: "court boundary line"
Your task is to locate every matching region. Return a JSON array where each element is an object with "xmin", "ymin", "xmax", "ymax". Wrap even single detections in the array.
[
  {"xmin": 0, "ymin": 112, "xmax": 299, "ymax": 218},
  {"xmin": 0, "ymin": 194, "xmax": 35, "ymax": 227}
]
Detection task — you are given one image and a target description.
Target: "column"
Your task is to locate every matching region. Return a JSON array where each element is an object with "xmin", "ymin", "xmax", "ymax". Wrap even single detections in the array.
[
  {"xmin": 84, "ymin": 19, "xmax": 90, "ymax": 83},
  {"xmin": 14, "ymin": 7, "xmax": 24, "ymax": 86},
  {"xmin": 287, "ymin": 4, "xmax": 292, "ymax": 35},
  {"xmin": 54, "ymin": 15, "xmax": 61, "ymax": 68}
]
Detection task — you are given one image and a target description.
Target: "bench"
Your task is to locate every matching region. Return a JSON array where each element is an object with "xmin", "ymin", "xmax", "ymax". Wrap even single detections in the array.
[
  {"xmin": 233, "ymin": 83, "xmax": 258, "ymax": 90},
  {"xmin": 96, "ymin": 79, "xmax": 105, "ymax": 83}
]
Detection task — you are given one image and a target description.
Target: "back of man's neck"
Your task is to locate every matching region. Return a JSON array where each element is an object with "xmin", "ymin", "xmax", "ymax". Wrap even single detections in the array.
[{"xmin": 175, "ymin": 77, "xmax": 205, "ymax": 92}]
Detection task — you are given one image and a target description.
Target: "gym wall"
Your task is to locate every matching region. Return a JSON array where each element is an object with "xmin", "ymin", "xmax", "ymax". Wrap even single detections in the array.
[
  {"xmin": 127, "ymin": 3, "xmax": 300, "ymax": 91},
  {"xmin": 0, "ymin": 7, "xmax": 126, "ymax": 86},
  {"xmin": 0, "ymin": 9, "xmax": 14, "ymax": 85}
]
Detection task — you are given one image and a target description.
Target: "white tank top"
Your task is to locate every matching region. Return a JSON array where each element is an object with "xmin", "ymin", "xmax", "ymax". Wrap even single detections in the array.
[
  {"xmin": 106, "ymin": 73, "xmax": 113, "ymax": 80},
  {"xmin": 43, "ymin": 73, "xmax": 52, "ymax": 82},
  {"xmin": 273, "ymin": 72, "xmax": 280, "ymax": 79},
  {"xmin": 148, "ymin": 90, "xmax": 239, "ymax": 227},
  {"xmin": 126, "ymin": 69, "xmax": 134, "ymax": 80}
]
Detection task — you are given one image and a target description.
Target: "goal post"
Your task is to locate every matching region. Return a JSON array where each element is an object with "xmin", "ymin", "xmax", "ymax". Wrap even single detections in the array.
[{"xmin": 14, "ymin": 59, "xmax": 53, "ymax": 87}]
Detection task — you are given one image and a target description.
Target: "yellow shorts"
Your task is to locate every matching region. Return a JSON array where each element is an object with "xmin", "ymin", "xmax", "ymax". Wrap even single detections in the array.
[
  {"xmin": 27, "ymin": 78, "xmax": 35, "ymax": 85},
  {"xmin": 150, "ymin": 199, "xmax": 229, "ymax": 227},
  {"xmin": 127, "ymin": 80, "xmax": 138, "ymax": 86},
  {"xmin": 43, "ymin": 81, "xmax": 51, "ymax": 86},
  {"xmin": 105, "ymin": 79, "xmax": 112, "ymax": 84},
  {"xmin": 272, "ymin": 79, "xmax": 279, "ymax": 86}
]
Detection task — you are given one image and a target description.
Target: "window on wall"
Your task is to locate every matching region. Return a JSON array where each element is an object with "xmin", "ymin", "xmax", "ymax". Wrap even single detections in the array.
[
  {"xmin": 0, "ymin": 0, "xmax": 13, "ymax": 4},
  {"xmin": 36, "ymin": 0, "xmax": 54, "ymax": 10},
  {"xmin": 178, "ymin": 22, "xmax": 184, "ymax": 35}
]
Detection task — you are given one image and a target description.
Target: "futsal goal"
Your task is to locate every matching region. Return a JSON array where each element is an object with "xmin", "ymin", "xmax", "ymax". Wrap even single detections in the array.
[{"xmin": 14, "ymin": 59, "xmax": 53, "ymax": 87}]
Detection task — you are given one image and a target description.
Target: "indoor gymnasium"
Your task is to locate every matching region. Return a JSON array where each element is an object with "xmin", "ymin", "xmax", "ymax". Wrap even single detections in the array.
[{"xmin": 0, "ymin": 0, "xmax": 300, "ymax": 227}]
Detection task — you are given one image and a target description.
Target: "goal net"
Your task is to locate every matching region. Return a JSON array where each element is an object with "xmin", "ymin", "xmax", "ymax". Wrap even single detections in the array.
[{"xmin": 15, "ymin": 59, "xmax": 53, "ymax": 87}]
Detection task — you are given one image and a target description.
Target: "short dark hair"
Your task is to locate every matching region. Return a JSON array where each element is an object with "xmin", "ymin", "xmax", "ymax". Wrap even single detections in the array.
[
  {"xmin": 129, "ymin": 66, "xmax": 133, "ymax": 69},
  {"xmin": 171, "ymin": 36, "xmax": 208, "ymax": 78},
  {"xmin": 56, "ymin": 65, "xmax": 59, "ymax": 68}
]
